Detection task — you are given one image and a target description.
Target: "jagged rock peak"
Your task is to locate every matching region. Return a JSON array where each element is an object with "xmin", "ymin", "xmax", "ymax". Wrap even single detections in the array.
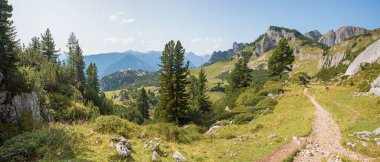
[
  {"xmin": 232, "ymin": 42, "xmax": 246, "ymax": 53},
  {"xmin": 318, "ymin": 26, "xmax": 368, "ymax": 47},
  {"xmin": 304, "ymin": 30, "xmax": 322, "ymax": 42}
]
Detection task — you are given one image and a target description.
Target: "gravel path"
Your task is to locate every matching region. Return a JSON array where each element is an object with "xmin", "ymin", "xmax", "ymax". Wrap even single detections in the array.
[
  {"xmin": 257, "ymin": 88, "xmax": 371, "ymax": 162},
  {"xmin": 293, "ymin": 89, "xmax": 371, "ymax": 162}
]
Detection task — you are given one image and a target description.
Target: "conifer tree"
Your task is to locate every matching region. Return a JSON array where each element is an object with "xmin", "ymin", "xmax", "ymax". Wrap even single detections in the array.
[
  {"xmin": 157, "ymin": 40, "xmax": 190, "ymax": 124},
  {"xmin": 66, "ymin": 33, "xmax": 86, "ymax": 84},
  {"xmin": 0, "ymin": 0, "xmax": 18, "ymax": 80},
  {"xmin": 41, "ymin": 28, "xmax": 59, "ymax": 61},
  {"xmin": 228, "ymin": 57, "xmax": 252, "ymax": 90},
  {"xmin": 136, "ymin": 88, "xmax": 150, "ymax": 119},
  {"xmin": 86, "ymin": 62, "xmax": 100, "ymax": 93},
  {"xmin": 268, "ymin": 38, "xmax": 294, "ymax": 78},
  {"xmin": 196, "ymin": 67, "xmax": 211, "ymax": 113},
  {"xmin": 28, "ymin": 36, "xmax": 41, "ymax": 53}
]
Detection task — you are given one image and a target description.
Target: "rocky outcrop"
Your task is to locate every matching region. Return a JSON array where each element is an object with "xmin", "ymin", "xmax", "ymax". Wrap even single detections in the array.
[
  {"xmin": 207, "ymin": 42, "xmax": 246, "ymax": 64},
  {"xmin": 318, "ymin": 52, "xmax": 345, "ymax": 68},
  {"xmin": 369, "ymin": 76, "xmax": 380, "ymax": 96},
  {"xmin": 254, "ymin": 26, "xmax": 300, "ymax": 56},
  {"xmin": 318, "ymin": 26, "xmax": 368, "ymax": 47},
  {"xmin": 304, "ymin": 30, "xmax": 322, "ymax": 42},
  {"xmin": 344, "ymin": 39, "xmax": 380, "ymax": 76},
  {"xmin": 0, "ymin": 91, "xmax": 46, "ymax": 123}
]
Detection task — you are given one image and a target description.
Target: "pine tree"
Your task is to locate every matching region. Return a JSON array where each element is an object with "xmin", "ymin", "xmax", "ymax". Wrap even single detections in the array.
[
  {"xmin": 228, "ymin": 57, "xmax": 252, "ymax": 90},
  {"xmin": 86, "ymin": 62, "xmax": 100, "ymax": 93},
  {"xmin": 136, "ymin": 88, "xmax": 150, "ymax": 119},
  {"xmin": 0, "ymin": 0, "xmax": 18, "ymax": 79},
  {"xmin": 196, "ymin": 67, "xmax": 211, "ymax": 113},
  {"xmin": 66, "ymin": 33, "xmax": 86, "ymax": 84},
  {"xmin": 268, "ymin": 38, "xmax": 294, "ymax": 78},
  {"xmin": 41, "ymin": 28, "xmax": 59, "ymax": 61},
  {"xmin": 28, "ymin": 36, "xmax": 41, "ymax": 53},
  {"xmin": 157, "ymin": 40, "xmax": 190, "ymax": 125}
]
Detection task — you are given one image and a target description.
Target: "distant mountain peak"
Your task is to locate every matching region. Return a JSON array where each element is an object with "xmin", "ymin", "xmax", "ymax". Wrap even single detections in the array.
[{"xmin": 318, "ymin": 26, "xmax": 368, "ymax": 46}]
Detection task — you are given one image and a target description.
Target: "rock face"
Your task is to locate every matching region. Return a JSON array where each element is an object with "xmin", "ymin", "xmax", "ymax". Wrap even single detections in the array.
[
  {"xmin": 369, "ymin": 76, "xmax": 380, "ymax": 96},
  {"xmin": 304, "ymin": 30, "xmax": 322, "ymax": 42},
  {"xmin": 344, "ymin": 39, "xmax": 380, "ymax": 76},
  {"xmin": 318, "ymin": 52, "xmax": 345, "ymax": 68},
  {"xmin": 254, "ymin": 26, "xmax": 300, "ymax": 56},
  {"xmin": 207, "ymin": 42, "xmax": 246, "ymax": 64},
  {"xmin": 0, "ymin": 91, "xmax": 44, "ymax": 123},
  {"xmin": 318, "ymin": 26, "xmax": 368, "ymax": 47}
]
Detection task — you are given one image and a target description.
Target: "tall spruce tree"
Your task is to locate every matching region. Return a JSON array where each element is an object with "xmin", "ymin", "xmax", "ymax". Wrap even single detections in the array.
[
  {"xmin": 136, "ymin": 88, "xmax": 150, "ymax": 119},
  {"xmin": 268, "ymin": 38, "xmax": 294, "ymax": 78},
  {"xmin": 66, "ymin": 33, "xmax": 86, "ymax": 84},
  {"xmin": 41, "ymin": 28, "xmax": 59, "ymax": 61},
  {"xmin": 228, "ymin": 57, "xmax": 252, "ymax": 90},
  {"xmin": 0, "ymin": 0, "xmax": 18, "ymax": 80},
  {"xmin": 28, "ymin": 36, "xmax": 41, "ymax": 53},
  {"xmin": 157, "ymin": 40, "xmax": 190, "ymax": 125},
  {"xmin": 86, "ymin": 62, "xmax": 100, "ymax": 93},
  {"xmin": 196, "ymin": 67, "xmax": 211, "ymax": 113}
]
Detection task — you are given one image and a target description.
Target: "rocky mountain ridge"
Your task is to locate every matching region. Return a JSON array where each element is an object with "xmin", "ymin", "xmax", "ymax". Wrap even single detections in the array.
[{"xmin": 318, "ymin": 26, "xmax": 368, "ymax": 47}]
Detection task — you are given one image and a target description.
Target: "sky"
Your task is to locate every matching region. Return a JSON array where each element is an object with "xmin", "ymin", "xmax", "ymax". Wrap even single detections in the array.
[{"xmin": 9, "ymin": 0, "xmax": 380, "ymax": 56}]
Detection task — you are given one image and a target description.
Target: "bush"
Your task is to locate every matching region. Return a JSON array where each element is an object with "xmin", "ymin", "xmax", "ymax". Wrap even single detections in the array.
[
  {"xmin": 250, "ymin": 124, "xmax": 264, "ymax": 133},
  {"xmin": 112, "ymin": 105, "xmax": 144, "ymax": 124},
  {"xmin": 289, "ymin": 72, "xmax": 311, "ymax": 86},
  {"xmin": 64, "ymin": 102, "xmax": 93, "ymax": 121},
  {"xmin": 236, "ymin": 89, "xmax": 264, "ymax": 106},
  {"xmin": 233, "ymin": 113, "xmax": 254, "ymax": 125},
  {"xmin": 255, "ymin": 97, "xmax": 278, "ymax": 108},
  {"xmin": 257, "ymin": 88, "xmax": 285, "ymax": 96},
  {"xmin": 357, "ymin": 82, "xmax": 371, "ymax": 92},
  {"xmin": 93, "ymin": 116, "xmax": 139, "ymax": 138},
  {"xmin": 0, "ymin": 127, "xmax": 76, "ymax": 161},
  {"xmin": 144, "ymin": 123, "xmax": 201, "ymax": 143}
]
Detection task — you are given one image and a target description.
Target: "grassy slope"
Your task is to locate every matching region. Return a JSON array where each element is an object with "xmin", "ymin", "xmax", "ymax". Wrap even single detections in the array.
[
  {"xmin": 308, "ymin": 85, "xmax": 380, "ymax": 158},
  {"xmin": 54, "ymin": 85, "xmax": 314, "ymax": 161}
]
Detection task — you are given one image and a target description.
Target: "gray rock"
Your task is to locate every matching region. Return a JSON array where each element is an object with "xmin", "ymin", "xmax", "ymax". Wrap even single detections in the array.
[
  {"xmin": 355, "ymin": 131, "xmax": 372, "ymax": 137},
  {"xmin": 152, "ymin": 143, "xmax": 160, "ymax": 152},
  {"xmin": 304, "ymin": 30, "xmax": 322, "ymax": 42},
  {"xmin": 152, "ymin": 151, "xmax": 159, "ymax": 161},
  {"xmin": 319, "ymin": 52, "xmax": 345, "ymax": 69},
  {"xmin": 344, "ymin": 39, "xmax": 380, "ymax": 76},
  {"xmin": 373, "ymin": 127, "xmax": 380, "ymax": 135},
  {"xmin": 360, "ymin": 141, "xmax": 368, "ymax": 147},
  {"xmin": 172, "ymin": 151, "xmax": 186, "ymax": 161},
  {"xmin": 116, "ymin": 142, "xmax": 130, "ymax": 157},
  {"xmin": 346, "ymin": 142, "xmax": 356, "ymax": 148},
  {"xmin": 318, "ymin": 26, "xmax": 368, "ymax": 47},
  {"xmin": 119, "ymin": 136, "xmax": 127, "ymax": 143},
  {"xmin": 206, "ymin": 126, "xmax": 222, "ymax": 134},
  {"xmin": 0, "ymin": 104, "xmax": 17, "ymax": 123},
  {"xmin": 0, "ymin": 91, "xmax": 7, "ymax": 104},
  {"xmin": 268, "ymin": 133, "xmax": 277, "ymax": 139},
  {"xmin": 126, "ymin": 141, "xmax": 132, "ymax": 150},
  {"xmin": 11, "ymin": 92, "xmax": 42, "ymax": 121}
]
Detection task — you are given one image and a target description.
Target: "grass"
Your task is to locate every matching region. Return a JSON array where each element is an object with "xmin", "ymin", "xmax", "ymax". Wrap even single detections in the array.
[{"xmin": 308, "ymin": 85, "xmax": 380, "ymax": 158}]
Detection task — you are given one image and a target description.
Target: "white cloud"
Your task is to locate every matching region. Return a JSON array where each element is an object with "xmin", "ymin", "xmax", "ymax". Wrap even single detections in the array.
[
  {"xmin": 109, "ymin": 14, "xmax": 119, "ymax": 21},
  {"xmin": 211, "ymin": 37, "xmax": 223, "ymax": 48},
  {"xmin": 103, "ymin": 36, "xmax": 135, "ymax": 45},
  {"xmin": 191, "ymin": 37, "xmax": 200, "ymax": 43},
  {"xmin": 121, "ymin": 18, "xmax": 136, "ymax": 24}
]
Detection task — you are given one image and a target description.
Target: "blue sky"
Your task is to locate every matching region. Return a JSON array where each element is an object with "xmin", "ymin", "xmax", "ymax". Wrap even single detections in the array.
[{"xmin": 9, "ymin": 0, "xmax": 380, "ymax": 55}]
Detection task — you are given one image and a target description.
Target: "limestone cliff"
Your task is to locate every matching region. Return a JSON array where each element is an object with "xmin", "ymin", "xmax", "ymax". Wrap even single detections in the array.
[
  {"xmin": 344, "ymin": 39, "xmax": 380, "ymax": 76},
  {"xmin": 304, "ymin": 30, "xmax": 322, "ymax": 42},
  {"xmin": 318, "ymin": 26, "xmax": 368, "ymax": 47}
]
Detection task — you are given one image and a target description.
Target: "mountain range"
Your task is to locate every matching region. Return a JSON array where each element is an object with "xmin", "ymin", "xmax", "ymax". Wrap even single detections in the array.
[{"xmin": 64, "ymin": 51, "xmax": 210, "ymax": 77}]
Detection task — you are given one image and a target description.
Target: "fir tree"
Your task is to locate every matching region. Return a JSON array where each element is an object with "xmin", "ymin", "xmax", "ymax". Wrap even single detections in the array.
[
  {"xmin": 196, "ymin": 67, "xmax": 211, "ymax": 113},
  {"xmin": 228, "ymin": 57, "xmax": 252, "ymax": 90},
  {"xmin": 86, "ymin": 62, "xmax": 100, "ymax": 93},
  {"xmin": 28, "ymin": 36, "xmax": 41, "ymax": 53},
  {"xmin": 268, "ymin": 38, "xmax": 294, "ymax": 78},
  {"xmin": 66, "ymin": 33, "xmax": 86, "ymax": 84},
  {"xmin": 41, "ymin": 28, "xmax": 59, "ymax": 61},
  {"xmin": 157, "ymin": 40, "xmax": 190, "ymax": 125},
  {"xmin": 0, "ymin": 0, "xmax": 18, "ymax": 80},
  {"xmin": 136, "ymin": 88, "xmax": 150, "ymax": 119}
]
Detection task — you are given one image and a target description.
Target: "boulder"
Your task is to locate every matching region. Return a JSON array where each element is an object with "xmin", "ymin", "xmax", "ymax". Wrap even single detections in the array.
[
  {"xmin": 346, "ymin": 142, "xmax": 356, "ymax": 148},
  {"xmin": 206, "ymin": 126, "xmax": 222, "ymax": 134},
  {"xmin": 373, "ymin": 127, "xmax": 380, "ymax": 135},
  {"xmin": 172, "ymin": 151, "xmax": 186, "ymax": 161},
  {"xmin": 152, "ymin": 151, "xmax": 159, "ymax": 161},
  {"xmin": 0, "ymin": 91, "xmax": 7, "ymax": 104},
  {"xmin": 268, "ymin": 133, "xmax": 277, "ymax": 139},
  {"xmin": 11, "ymin": 92, "xmax": 42, "ymax": 121}
]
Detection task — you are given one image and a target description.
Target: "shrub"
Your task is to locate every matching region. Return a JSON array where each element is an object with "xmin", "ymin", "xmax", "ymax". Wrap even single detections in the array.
[
  {"xmin": 357, "ymin": 82, "xmax": 371, "ymax": 92},
  {"xmin": 93, "ymin": 115, "xmax": 139, "ymax": 138},
  {"xmin": 0, "ymin": 127, "xmax": 76, "ymax": 161},
  {"xmin": 233, "ymin": 113, "xmax": 254, "ymax": 125},
  {"xmin": 250, "ymin": 124, "xmax": 264, "ymax": 133},
  {"xmin": 257, "ymin": 88, "xmax": 284, "ymax": 96},
  {"xmin": 65, "ymin": 102, "xmax": 92, "ymax": 121},
  {"xmin": 289, "ymin": 72, "xmax": 311, "ymax": 86},
  {"xmin": 255, "ymin": 97, "xmax": 278, "ymax": 108},
  {"xmin": 112, "ymin": 104, "xmax": 144, "ymax": 124},
  {"xmin": 144, "ymin": 123, "xmax": 201, "ymax": 143},
  {"xmin": 236, "ymin": 89, "xmax": 264, "ymax": 106}
]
